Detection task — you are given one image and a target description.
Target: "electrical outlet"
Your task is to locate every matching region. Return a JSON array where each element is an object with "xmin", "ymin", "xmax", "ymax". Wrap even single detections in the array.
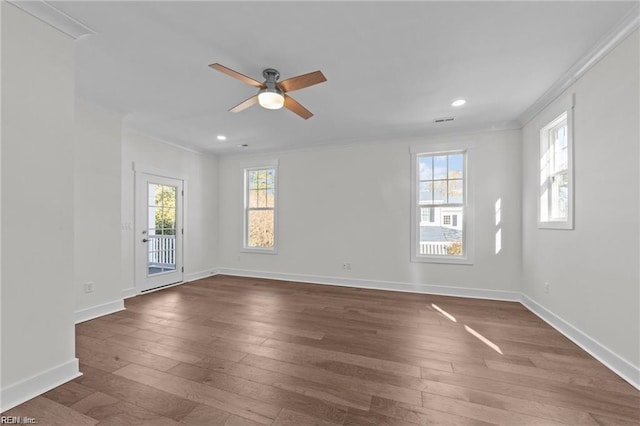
[
  {"xmin": 84, "ymin": 282, "xmax": 95, "ymax": 293},
  {"xmin": 544, "ymin": 282, "xmax": 550, "ymax": 294},
  {"xmin": 342, "ymin": 262, "xmax": 352, "ymax": 270}
]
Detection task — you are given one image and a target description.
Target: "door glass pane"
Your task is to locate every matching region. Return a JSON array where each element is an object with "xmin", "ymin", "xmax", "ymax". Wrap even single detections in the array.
[{"xmin": 148, "ymin": 183, "xmax": 177, "ymax": 275}]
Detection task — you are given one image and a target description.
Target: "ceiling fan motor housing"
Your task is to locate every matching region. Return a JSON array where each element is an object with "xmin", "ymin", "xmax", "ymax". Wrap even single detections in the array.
[{"xmin": 259, "ymin": 68, "xmax": 285, "ymax": 109}]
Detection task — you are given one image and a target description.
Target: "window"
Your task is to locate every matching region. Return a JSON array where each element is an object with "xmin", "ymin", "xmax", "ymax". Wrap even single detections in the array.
[
  {"xmin": 412, "ymin": 150, "xmax": 470, "ymax": 263},
  {"xmin": 539, "ymin": 104, "xmax": 573, "ymax": 229},
  {"xmin": 421, "ymin": 207, "xmax": 435, "ymax": 224},
  {"xmin": 244, "ymin": 166, "xmax": 277, "ymax": 251}
]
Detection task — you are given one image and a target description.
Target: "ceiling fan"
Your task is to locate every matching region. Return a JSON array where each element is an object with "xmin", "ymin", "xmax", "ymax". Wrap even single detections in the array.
[{"xmin": 209, "ymin": 63, "xmax": 327, "ymax": 120}]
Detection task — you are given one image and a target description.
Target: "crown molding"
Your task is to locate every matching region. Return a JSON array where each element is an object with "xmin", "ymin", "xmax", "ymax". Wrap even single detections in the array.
[
  {"xmin": 519, "ymin": 4, "xmax": 639, "ymax": 126},
  {"xmin": 7, "ymin": 0, "xmax": 95, "ymax": 39}
]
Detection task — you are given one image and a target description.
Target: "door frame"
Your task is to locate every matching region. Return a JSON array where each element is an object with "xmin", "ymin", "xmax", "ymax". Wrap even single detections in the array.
[{"xmin": 133, "ymin": 162, "xmax": 186, "ymax": 294}]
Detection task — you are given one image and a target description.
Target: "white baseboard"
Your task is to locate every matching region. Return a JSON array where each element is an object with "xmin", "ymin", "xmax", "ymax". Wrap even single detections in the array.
[
  {"xmin": 185, "ymin": 269, "xmax": 218, "ymax": 283},
  {"xmin": 122, "ymin": 287, "xmax": 136, "ymax": 299},
  {"xmin": 521, "ymin": 294, "xmax": 640, "ymax": 391},
  {"xmin": 215, "ymin": 268, "xmax": 520, "ymax": 302},
  {"xmin": 0, "ymin": 358, "xmax": 81, "ymax": 412},
  {"xmin": 74, "ymin": 299, "xmax": 125, "ymax": 324}
]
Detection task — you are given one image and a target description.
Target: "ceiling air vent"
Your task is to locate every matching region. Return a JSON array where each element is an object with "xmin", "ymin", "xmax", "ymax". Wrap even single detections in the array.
[{"xmin": 434, "ymin": 117, "xmax": 455, "ymax": 124}]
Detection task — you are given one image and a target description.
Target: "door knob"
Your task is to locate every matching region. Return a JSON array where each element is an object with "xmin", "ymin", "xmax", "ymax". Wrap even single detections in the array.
[{"xmin": 142, "ymin": 238, "xmax": 149, "ymax": 243}]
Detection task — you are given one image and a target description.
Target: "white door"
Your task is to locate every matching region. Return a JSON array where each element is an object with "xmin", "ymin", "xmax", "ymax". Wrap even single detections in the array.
[{"xmin": 135, "ymin": 172, "xmax": 184, "ymax": 292}]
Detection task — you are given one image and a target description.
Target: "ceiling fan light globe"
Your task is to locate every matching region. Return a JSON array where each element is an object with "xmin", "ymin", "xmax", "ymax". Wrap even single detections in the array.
[{"xmin": 258, "ymin": 90, "xmax": 285, "ymax": 110}]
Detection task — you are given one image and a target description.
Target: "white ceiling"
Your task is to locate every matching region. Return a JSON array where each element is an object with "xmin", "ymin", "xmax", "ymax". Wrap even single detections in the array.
[{"xmin": 53, "ymin": 1, "xmax": 636, "ymax": 155}]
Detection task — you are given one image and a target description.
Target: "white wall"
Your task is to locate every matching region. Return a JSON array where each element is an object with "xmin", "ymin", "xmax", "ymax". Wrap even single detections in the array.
[
  {"xmin": 121, "ymin": 131, "xmax": 218, "ymax": 295},
  {"xmin": 74, "ymin": 101, "xmax": 124, "ymax": 321},
  {"xmin": 217, "ymin": 129, "xmax": 522, "ymax": 298},
  {"xmin": 522, "ymin": 30, "xmax": 639, "ymax": 383},
  {"xmin": 1, "ymin": 3, "xmax": 79, "ymax": 410}
]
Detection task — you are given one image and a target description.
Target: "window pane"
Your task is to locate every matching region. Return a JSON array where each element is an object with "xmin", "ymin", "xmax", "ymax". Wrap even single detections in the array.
[
  {"xmin": 552, "ymin": 123, "xmax": 568, "ymax": 173},
  {"xmin": 148, "ymin": 184, "xmax": 159, "ymax": 206},
  {"xmin": 266, "ymin": 188, "xmax": 275, "ymax": 208},
  {"xmin": 248, "ymin": 171, "xmax": 258, "ymax": 189},
  {"xmin": 248, "ymin": 189, "xmax": 258, "ymax": 208},
  {"xmin": 419, "ymin": 156, "xmax": 433, "ymax": 180},
  {"xmin": 163, "ymin": 207, "xmax": 176, "ymax": 229},
  {"xmin": 551, "ymin": 173, "xmax": 569, "ymax": 219},
  {"xmin": 419, "ymin": 206, "xmax": 463, "ymax": 256},
  {"xmin": 257, "ymin": 188, "xmax": 266, "ymax": 207},
  {"xmin": 163, "ymin": 186, "xmax": 176, "ymax": 204},
  {"xmin": 448, "ymin": 179, "xmax": 463, "ymax": 204},
  {"xmin": 247, "ymin": 209, "xmax": 274, "ymax": 248},
  {"xmin": 419, "ymin": 181, "xmax": 433, "ymax": 204},
  {"xmin": 433, "ymin": 180, "xmax": 447, "ymax": 203},
  {"xmin": 259, "ymin": 170, "xmax": 268, "ymax": 189},
  {"xmin": 448, "ymin": 154, "xmax": 463, "ymax": 179},
  {"xmin": 266, "ymin": 169, "xmax": 275, "ymax": 188},
  {"xmin": 433, "ymin": 156, "xmax": 447, "ymax": 179}
]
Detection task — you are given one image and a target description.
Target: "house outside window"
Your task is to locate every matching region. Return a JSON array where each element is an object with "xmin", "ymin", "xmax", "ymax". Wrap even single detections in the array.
[
  {"xmin": 539, "ymin": 96, "xmax": 574, "ymax": 229},
  {"xmin": 244, "ymin": 164, "xmax": 277, "ymax": 252},
  {"xmin": 412, "ymin": 150, "xmax": 471, "ymax": 263}
]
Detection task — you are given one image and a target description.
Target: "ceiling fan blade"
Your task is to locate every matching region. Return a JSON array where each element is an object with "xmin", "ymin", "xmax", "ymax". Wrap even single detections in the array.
[
  {"xmin": 229, "ymin": 95, "xmax": 259, "ymax": 113},
  {"xmin": 277, "ymin": 70, "xmax": 327, "ymax": 93},
  {"xmin": 209, "ymin": 63, "xmax": 265, "ymax": 88},
  {"xmin": 284, "ymin": 95, "xmax": 313, "ymax": 120}
]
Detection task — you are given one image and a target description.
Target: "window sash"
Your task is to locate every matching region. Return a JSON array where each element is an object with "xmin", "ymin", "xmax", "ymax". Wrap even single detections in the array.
[
  {"xmin": 538, "ymin": 105, "xmax": 573, "ymax": 229},
  {"xmin": 244, "ymin": 166, "xmax": 277, "ymax": 251},
  {"xmin": 413, "ymin": 150, "xmax": 468, "ymax": 262}
]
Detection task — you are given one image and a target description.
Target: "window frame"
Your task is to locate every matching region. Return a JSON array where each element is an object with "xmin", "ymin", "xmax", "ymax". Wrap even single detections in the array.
[
  {"xmin": 242, "ymin": 161, "xmax": 279, "ymax": 253},
  {"xmin": 538, "ymin": 95, "xmax": 574, "ymax": 230},
  {"xmin": 410, "ymin": 146, "xmax": 474, "ymax": 264}
]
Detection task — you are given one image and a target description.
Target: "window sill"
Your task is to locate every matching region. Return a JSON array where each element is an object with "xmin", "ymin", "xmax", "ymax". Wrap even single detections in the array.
[
  {"xmin": 241, "ymin": 247, "xmax": 278, "ymax": 255},
  {"xmin": 411, "ymin": 255, "xmax": 473, "ymax": 265},
  {"xmin": 537, "ymin": 221, "xmax": 573, "ymax": 230}
]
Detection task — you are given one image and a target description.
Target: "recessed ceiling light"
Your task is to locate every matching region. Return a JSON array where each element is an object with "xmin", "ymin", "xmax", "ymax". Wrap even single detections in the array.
[
  {"xmin": 216, "ymin": 135, "xmax": 227, "ymax": 141},
  {"xmin": 451, "ymin": 99, "xmax": 467, "ymax": 107}
]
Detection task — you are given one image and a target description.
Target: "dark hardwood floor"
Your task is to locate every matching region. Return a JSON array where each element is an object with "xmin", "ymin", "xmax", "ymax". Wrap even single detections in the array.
[{"xmin": 4, "ymin": 275, "xmax": 640, "ymax": 425}]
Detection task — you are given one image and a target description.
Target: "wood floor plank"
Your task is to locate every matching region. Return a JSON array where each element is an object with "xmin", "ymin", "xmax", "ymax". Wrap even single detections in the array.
[
  {"xmin": 485, "ymin": 358, "xmax": 638, "ymax": 395},
  {"xmin": 70, "ymin": 391, "xmax": 181, "ymax": 425},
  {"xmin": 421, "ymin": 392, "xmax": 568, "ymax": 425},
  {"xmin": 272, "ymin": 408, "xmax": 343, "ymax": 426},
  {"xmin": 76, "ymin": 334, "xmax": 180, "ymax": 372},
  {"xmin": 370, "ymin": 396, "xmax": 493, "ymax": 425},
  {"xmin": 4, "ymin": 275, "xmax": 638, "ymax": 425},
  {"xmin": 168, "ymin": 360, "xmax": 372, "ymax": 410},
  {"xmin": 2, "ymin": 396, "xmax": 98, "ymax": 426},
  {"xmin": 259, "ymin": 338, "xmax": 422, "ymax": 378},
  {"xmin": 42, "ymin": 381, "xmax": 96, "ymax": 407},
  {"xmin": 162, "ymin": 361, "xmax": 349, "ymax": 424},
  {"xmin": 112, "ymin": 363, "xmax": 281, "ymax": 424},
  {"xmin": 74, "ymin": 364, "xmax": 199, "ymax": 421},
  {"xmin": 241, "ymin": 353, "xmax": 423, "ymax": 406},
  {"xmin": 418, "ymin": 376, "xmax": 600, "ymax": 425},
  {"xmin": 421, "ymin": 366, "xmax": 640, "ymax": 422},
  {"xmin": 172, "ymin": 403, "xmax": 231, "ymax": 425}
]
